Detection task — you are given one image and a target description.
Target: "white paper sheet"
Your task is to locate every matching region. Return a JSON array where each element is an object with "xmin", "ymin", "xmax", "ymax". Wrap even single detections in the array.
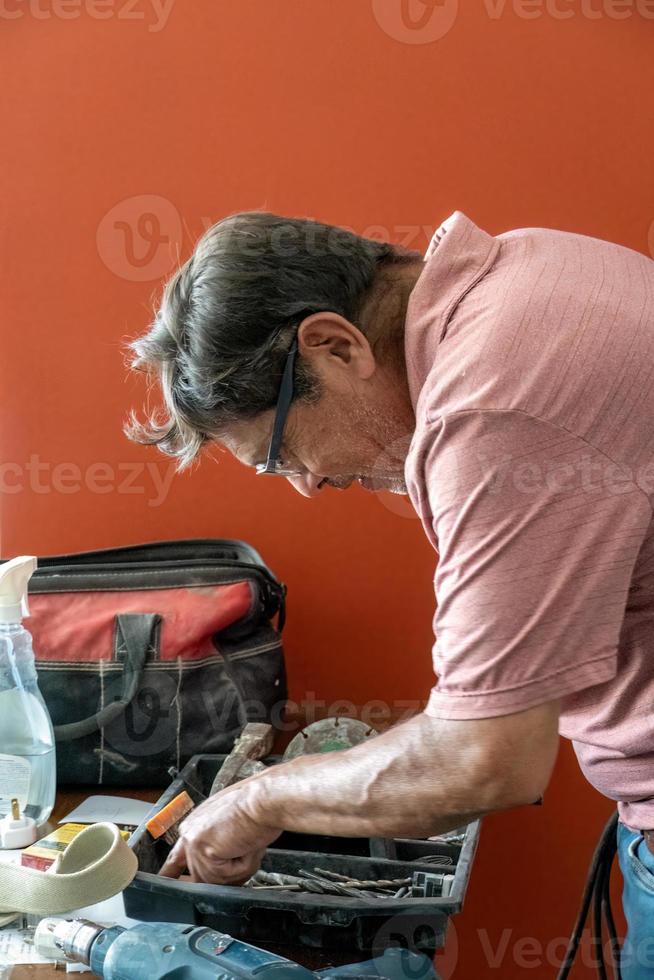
[
  {"xmin": 60, "ymin": 795, "xmax": 154, "ymax": 827},
  {"xmin": 0, "ymin": 915, "xmax": 55, "ymax": 965}
]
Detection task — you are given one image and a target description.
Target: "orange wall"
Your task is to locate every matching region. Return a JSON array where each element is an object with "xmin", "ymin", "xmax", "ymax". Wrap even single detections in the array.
[{"xmin": 3, "ymin": 3, "xmax": 653, "ymax": 976}]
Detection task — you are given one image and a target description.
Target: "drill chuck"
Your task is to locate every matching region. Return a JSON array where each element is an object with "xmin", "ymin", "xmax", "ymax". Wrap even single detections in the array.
[{"xmin": 35, "ymin": 917, "xmax": 107, "ymax": 965}]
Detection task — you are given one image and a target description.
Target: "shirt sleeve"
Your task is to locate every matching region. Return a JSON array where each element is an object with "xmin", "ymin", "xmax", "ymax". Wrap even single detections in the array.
[{"xmin": 415, "ymin": 409, "xmax": 652, "ymax": 719}]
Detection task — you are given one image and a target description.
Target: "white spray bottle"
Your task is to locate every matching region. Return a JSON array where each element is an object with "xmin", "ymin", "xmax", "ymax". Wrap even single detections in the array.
[{"xmin": 0, "ymin": 556, "xmax": 56, "ymax": 846}]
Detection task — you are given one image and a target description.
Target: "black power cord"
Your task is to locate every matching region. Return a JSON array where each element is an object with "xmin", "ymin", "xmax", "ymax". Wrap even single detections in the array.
[{"xmin": 556, "ymin": 811, "xmax": 621, "ymax": 979}]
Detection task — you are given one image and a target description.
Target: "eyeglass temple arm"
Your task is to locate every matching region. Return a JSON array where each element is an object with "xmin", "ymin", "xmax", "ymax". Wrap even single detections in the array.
[{"xmin": 264, "ymin": 339, "xmax": 299, "ymax": 468}]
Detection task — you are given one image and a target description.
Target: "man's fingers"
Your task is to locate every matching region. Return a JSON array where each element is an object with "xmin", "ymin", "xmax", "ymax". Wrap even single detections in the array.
[
  {"xmin": 208, "ymin": 849, "xmax": 266, "ymax": 885},
  {"xmin": 182, "ymin": 847, "xmax": 267, "ymax": 885},
  {"xmin": 158, "ymin": 841, "xmax": 187, "ymax": 878}
]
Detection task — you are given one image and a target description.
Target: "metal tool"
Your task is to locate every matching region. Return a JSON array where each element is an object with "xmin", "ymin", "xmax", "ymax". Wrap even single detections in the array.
[
  {"xmin": 35, "ymin": 917, "xmax": 438, "ymax": 980},
  {"xmin": 247, "ymin": 868, "xmax": 456, "ymax": 900},
  {"xmin": 282, "ymin": 717, "xmax": 376, "ymax": 761},
  {"xmin": 248, "ymin": 867, "xmax": 412, "ymax": 898},
  {"xmin": 210, "ymin": 722, "xmax": 275, "ymax": 794}
]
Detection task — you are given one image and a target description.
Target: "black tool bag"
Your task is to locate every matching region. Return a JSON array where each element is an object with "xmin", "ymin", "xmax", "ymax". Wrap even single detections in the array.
[{"xmin": 24, "ymin": 540, "xmax": 287, "ymax": 786}]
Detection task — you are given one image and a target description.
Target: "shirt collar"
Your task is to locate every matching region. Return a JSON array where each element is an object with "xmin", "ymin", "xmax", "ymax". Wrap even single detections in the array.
[{"xmin": 404, "ymin": 211, "xmax": 500, "ymax": 411}]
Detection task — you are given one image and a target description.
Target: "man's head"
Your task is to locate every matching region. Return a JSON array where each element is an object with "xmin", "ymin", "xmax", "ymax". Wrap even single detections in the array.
[{"xmin": 125, "ymin": 211, "xmax": 424, "ymax": 497}]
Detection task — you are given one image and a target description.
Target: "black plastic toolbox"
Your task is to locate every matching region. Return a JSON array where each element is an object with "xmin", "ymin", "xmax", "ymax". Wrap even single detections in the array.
[{"xmin": 125, "ymin": 754, "xmax": 480, "ymax": 958}]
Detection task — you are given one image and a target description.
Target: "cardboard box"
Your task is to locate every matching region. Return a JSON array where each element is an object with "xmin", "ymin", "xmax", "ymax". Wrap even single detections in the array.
[{"xmin": 21, "ymin": 822, "xmax": 131, "ymax": 871}]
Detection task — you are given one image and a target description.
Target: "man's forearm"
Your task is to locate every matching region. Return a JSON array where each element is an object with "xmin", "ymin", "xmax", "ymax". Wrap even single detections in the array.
[{"xmin": 243, "ymin": 706, "xmax": 558, "ymax": 840}]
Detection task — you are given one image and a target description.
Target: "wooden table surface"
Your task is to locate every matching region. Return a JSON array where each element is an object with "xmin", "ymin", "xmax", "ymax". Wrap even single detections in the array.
[{"xmin": 3, "ymin": 786, "xmax": 161, "ymax": 980}]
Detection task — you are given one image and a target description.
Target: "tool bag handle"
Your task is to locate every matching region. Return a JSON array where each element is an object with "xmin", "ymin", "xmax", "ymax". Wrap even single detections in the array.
[
  {"xmin": 53, "ymin": 612, "xmax": 159, "ymax": 742},
  {"xmin": 29, "ymin": 539, "xmax": 286, "ymax": 631}
]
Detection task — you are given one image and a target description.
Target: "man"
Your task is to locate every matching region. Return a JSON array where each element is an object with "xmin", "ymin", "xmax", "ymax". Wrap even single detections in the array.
[{"xmin": 127, "ymin": 210, "xmax": 654, "ymax": 976}]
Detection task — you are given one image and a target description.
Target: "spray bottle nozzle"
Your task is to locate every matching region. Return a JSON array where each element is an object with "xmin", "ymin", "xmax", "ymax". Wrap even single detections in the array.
[{"xmin": 0, "ymin": 557, "xmax": 37, "ymax": 624}]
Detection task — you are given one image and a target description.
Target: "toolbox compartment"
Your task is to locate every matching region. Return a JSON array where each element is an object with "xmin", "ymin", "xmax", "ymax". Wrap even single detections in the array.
[{"xmin": 126, "ymin": 754, "xmax": 480, "ymax": 957}]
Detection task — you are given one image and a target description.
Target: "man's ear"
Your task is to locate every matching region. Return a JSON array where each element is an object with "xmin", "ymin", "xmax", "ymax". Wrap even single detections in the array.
[{"xmin": 297, "ymin": 313, "xmax": 375, "ymax": 379}]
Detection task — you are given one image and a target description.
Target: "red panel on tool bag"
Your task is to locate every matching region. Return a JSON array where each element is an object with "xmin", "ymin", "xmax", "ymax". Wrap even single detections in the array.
[{"xmin": 28, "ymin": 582, "xmax": 252, "ymax": 663}]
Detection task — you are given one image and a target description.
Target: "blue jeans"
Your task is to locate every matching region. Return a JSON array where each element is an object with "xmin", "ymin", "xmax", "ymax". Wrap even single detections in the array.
[{"xmin": 618, "ymin": 821, "xmax": 654, "ymax": 978}]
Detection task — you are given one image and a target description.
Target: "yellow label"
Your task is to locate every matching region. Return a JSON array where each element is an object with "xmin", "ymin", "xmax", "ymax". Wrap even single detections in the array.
[{"xmin": 23, "ymin": 823, "xmax": 130, "ymax": 860}]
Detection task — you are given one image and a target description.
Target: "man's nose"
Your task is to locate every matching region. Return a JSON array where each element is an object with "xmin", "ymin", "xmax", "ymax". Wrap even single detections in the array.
[{"xmin": 286, "ymin": 473, "xmax": 325, "ymax": 497}]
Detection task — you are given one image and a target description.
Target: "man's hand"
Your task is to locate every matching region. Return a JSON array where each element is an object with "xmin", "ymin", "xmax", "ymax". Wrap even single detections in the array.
[
  {"xmin": 158, "ymin": 703, "xmax": 560, "ymax": 885},
  {"xmin": 159, "ymin": 780, "xmax": 282, "ymax": 884}
]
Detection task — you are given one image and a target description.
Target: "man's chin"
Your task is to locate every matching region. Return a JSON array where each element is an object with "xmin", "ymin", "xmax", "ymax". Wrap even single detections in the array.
[{"xmin": 357, "ymin": 476, "xmax": 408, "ymax": 495}]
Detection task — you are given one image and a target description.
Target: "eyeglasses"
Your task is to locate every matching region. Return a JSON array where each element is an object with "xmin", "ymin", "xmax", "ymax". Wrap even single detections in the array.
[{"xmin": 255, "ymin": 337, "xmax": 303, "ymax": 477}]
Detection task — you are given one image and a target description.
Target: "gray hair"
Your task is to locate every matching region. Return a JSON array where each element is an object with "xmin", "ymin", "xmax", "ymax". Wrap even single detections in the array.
[{"xmin": 125, "ymin": 210, "xmax": 420, "ymax": 469}]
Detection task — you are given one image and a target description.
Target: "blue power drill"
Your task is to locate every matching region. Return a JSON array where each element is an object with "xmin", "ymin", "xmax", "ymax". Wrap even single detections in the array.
[{"xmin": 34, "ymin": 918, "xmax": 439, "ymax": 980}]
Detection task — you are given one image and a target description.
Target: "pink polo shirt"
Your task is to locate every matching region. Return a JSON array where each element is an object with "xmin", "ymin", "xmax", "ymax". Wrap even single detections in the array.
[{"xmin": 404, "ymin": 211, "xmax": 654, "ymax": 830}]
